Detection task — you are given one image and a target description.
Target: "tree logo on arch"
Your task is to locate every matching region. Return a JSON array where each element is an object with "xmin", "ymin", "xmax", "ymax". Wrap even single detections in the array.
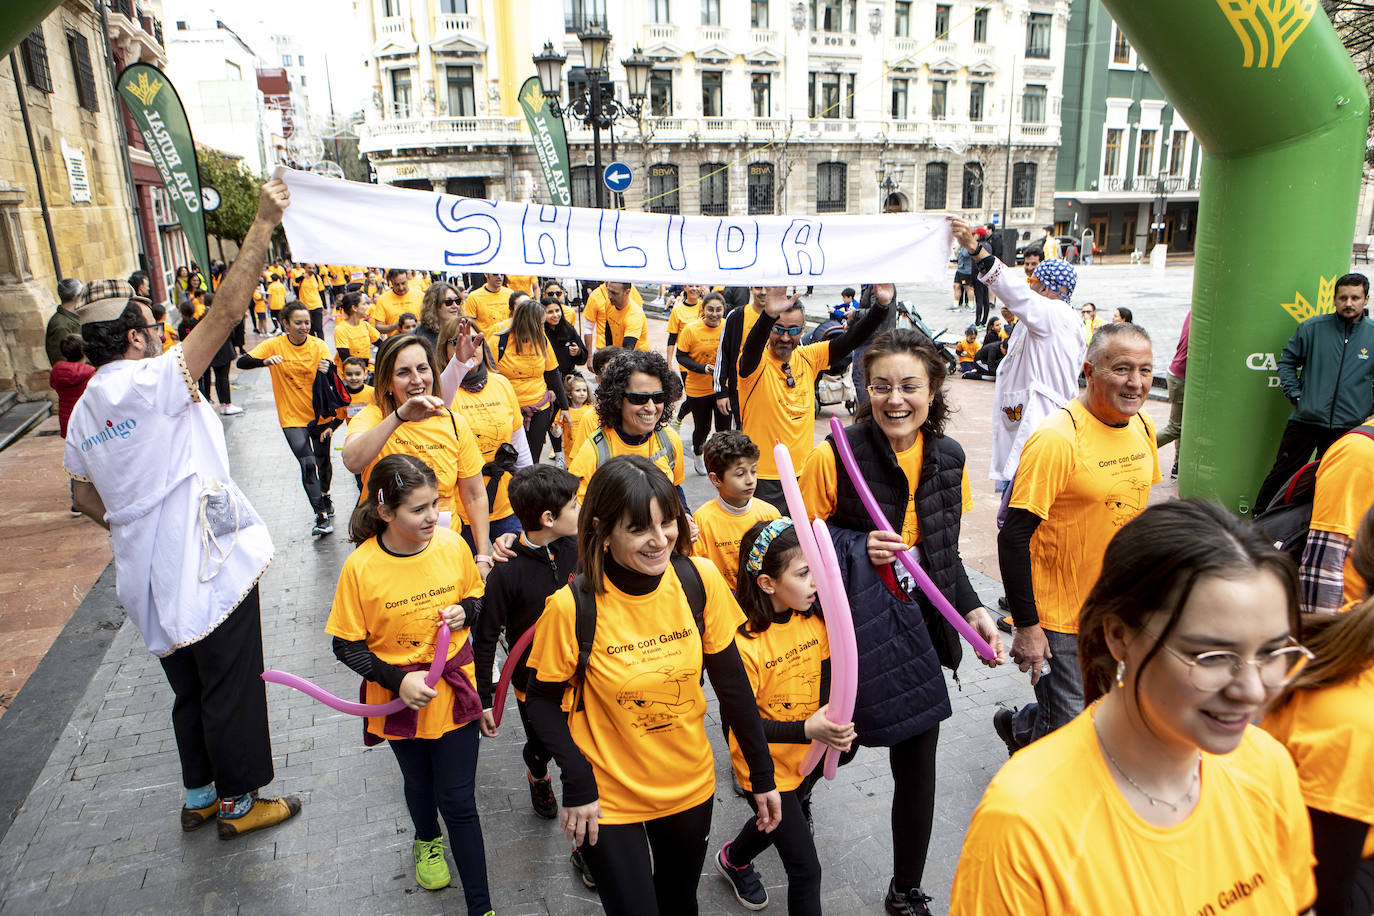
[{"xmin": 1216, "ymin": 0, "xmax": 1316, "ymax": 68}]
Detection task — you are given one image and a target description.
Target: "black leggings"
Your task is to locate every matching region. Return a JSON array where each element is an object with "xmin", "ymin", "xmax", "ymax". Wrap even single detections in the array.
[
  {"xmin": 515, "ymin": 697, "xmax": 552, "ymax": 778},
  {"xmin": 527, "ymin": 404, "xmax": 555, "ymax": 463},
  {"xmin": 281, "ymin": 426, "xmax": 332, "ymax": 514},
  {"xmin": 198, "ymin": 363, "xmax": 231, "ymax": 405},
  {"xmin": 889, "ymin": 724, "xmax": 939, "ymax": 890},
  {"xmin": 728, "ymin": 787, "xmax": 822, "ymax": 915},
  {"xmin": 389, "ymin": 724, "xmax": 491, "ymax": 916},
  {"xmin": 578, "ymin": 797, "xmax": 713, "ymax": 916},
  {"xmin": 683, "ymin": 394, "xmax": 730, "ymax": 454},
  {"xmin": 309, "ymin": 308, "xmax": 324, "ymax": 339}
]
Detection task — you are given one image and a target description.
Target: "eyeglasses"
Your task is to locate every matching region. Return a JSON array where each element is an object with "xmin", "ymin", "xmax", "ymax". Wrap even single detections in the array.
[
  {"xmin": 866, "ymin": 383, "xmax": 928, "ymax": 397},
  {"xmin": 135, "ymin": 322, "xmax": 165, "ymax": 338},
  {"xmin": 781, "ymin": 364, "xmax": 796, "ymax": 389},
  {"xmin": 770, "ymin": 325, "xmax": 805, "ymax": 337},
  {"xmin": 1149, "ymin": 633, "xmax": 1314, "ymax": 691},
  {"xmin": 623, "ymin": 390, "xmax": 667, "ymax": 405}
]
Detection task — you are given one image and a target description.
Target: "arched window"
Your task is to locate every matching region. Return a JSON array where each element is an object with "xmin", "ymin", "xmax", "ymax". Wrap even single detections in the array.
[
  {"xmin": 924, "ymin": 162, "xmax": 948, "ymax": 210},
  {"xmin": 648, "ymin": 163, "xmax": 680, "ymax": 214},
  {"xmin": 961, "ymin": 162, "xmax": 983, "ymax": 209}
]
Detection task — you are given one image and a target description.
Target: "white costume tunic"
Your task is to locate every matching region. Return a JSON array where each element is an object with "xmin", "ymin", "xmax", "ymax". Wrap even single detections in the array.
[
  {"xmin": 64, "ymin": 345, "xmax": 273, "ymax": 656},
  {"xmin": 981, "ymin": 258, "xmax": 1086, "ymax": 482}
]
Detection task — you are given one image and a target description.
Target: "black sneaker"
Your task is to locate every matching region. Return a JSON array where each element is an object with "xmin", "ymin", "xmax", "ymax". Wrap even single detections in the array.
[
  {"xmin": 570, "ymin": 848, "xmax": 596, "ymax": 890},
  {"xmin": 528, "ymin": 773, "xmax": 557, "ymax": 820},
  {"xmin": 323, "ymin": 497, "xmax": 335, "ymax": 518},
  {"xmin": 884, "ymin": 879, "xmax": 934, "ymax": 916},
  {"xmin": 993, "ymin": 707, "xmax": 1021, "ymax": 756},
  {"xmin": 995, "ymin": 597, "xmax": 1014, "ymax": 634},
  {"xmin": 311, "ymin": 513, "xmax": 333, "ymax": 537},
  {"xmin": 715, "ymin": 845, "xmax": 768, "ymax": 910}
]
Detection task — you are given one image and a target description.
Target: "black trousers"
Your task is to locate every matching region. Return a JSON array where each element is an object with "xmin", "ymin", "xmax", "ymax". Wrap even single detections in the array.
[
  {"xmin": 389, "ymin": 724, "xmax": 491, "ymax": 916},
  {"xmin": 684, "ymin": 394, "xmax": 730, "ymax": 454},
  {"xmin": 973, "ymin": 279, "xmax": 991, "ymax": 326},
  {"xmin": 309, "ymin": 308, "xmax": 324, "ymax": 340},
  {"xmin": 515, "ymin": 697, "xmax": 553, "ymax": 777},
  {"xmin": 282, "ymin": 426, "xmax": 332, "ymax": 514},
  {"xmin": 753, "ymin": 478, "xmax": 789, "ymax": 515},
  {"xmin": 890, "ymin": 724, "xmax": 940, "ymax": 890},
  {"xmin": 158, "ymin": 586, "xmax": 273, "ymax": 798},
  {"xmin": 1255, "ymin": 418, "xmax": 1350, "ymax": 509},
  {"xmin": 527, "ymin": 405, "xmax": 555, "ymax": 463},
  {"xmin": 728, "ymin": 786, "xmax": 822, "ymax": 915},
  {"xmin": 198, "ymin": 363, "xmax": 231, "ymax": 404},
  {"xmin": 578, "ymin": 797, "xmax": 713, "ymax": 916}
]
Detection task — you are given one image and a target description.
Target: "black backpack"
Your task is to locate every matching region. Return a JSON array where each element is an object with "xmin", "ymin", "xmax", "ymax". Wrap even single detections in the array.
[
  {"xmin": 568, "ymin": 554, "xmax": 706, "ymax": 711},
  {"xmin": 1253, "ymin": 426, "xmax": 1374, "ymax": 559}
]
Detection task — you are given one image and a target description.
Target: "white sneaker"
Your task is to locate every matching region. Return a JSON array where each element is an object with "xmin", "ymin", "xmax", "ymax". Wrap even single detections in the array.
[
  {"xmin": 693, "ymin": 454, "xmax": 707, "ymax": 476},
  {"xmin": 218, "ymin": 404, "xmax": 244, "ymax": 416}
]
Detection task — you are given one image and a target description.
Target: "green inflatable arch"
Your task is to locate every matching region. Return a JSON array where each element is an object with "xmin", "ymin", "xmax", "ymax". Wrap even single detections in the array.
[{"xmin": 1102, "ymin": 1, "xmax": 1369, "ymax": 513}]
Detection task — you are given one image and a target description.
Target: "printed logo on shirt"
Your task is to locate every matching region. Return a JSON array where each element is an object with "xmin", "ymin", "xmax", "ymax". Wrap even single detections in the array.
[
  {"xmin": 1193, "ymin": 871, "xmax": 1266, "ymax": 915},
  {"xmin": 79, "ymin": 418, "xmax": 139, "ymax": 452},
  {"xmin": 615, "ymin": 665, "xmax": 700, "ymax": 731}
]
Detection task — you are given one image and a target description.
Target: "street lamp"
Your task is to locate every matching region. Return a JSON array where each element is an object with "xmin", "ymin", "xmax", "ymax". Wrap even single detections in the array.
[
  {"xmin": 1153, "ymin": 173, "xmax": 1169, "ymax": 247},
  {"xmin": 534, "ymin": 29, "xmax": 651, "ymax": 209}
]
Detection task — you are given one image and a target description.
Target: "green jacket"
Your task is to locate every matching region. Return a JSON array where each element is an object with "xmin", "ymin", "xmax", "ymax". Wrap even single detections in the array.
[
  {"xmin": 44, "ymin": 307, "xmax": 81, "ymax": 368},
  {"xmin": 1277, "ymin": 312, "xmax": 1374, "ymax": 429}
]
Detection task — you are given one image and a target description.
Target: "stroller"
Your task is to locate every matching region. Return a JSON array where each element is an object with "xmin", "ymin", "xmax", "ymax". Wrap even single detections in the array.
[
  {"xmin": 894, "ymin": 301, "xmax": 961, "ymax": 375},
  {"xmin": 807, "ymin": 316, "xmax": 857, "ymax": 417}
]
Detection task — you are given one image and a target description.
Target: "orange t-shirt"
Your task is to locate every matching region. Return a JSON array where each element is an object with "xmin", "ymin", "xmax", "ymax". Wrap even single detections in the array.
[
  {"xmin": 464, "ymin": 285, "xmax": 515, "ymax": 333},
  {"xmin": 584, "ymin": 285, "xmax": 649, "ymax": 351},
  {"xmin": 1308, "ymin": 419, "xmax": 1374, "ymax": 607},
  {"xmin": 676, "ymin": 319, "xmax": 723, "ymax": 398},
  {"xmin": 739, "ymin": 338, "xmax": 829, "ymax": 480},
  {"xmin": 692, "ymin": 496, "xmax": 779, "ymax": 591},
  {"xmin": 372, "ymin": 287, "xmax": 424, "ymax": 335},
  {"xmin": 449, "ymin": 374, "xmax": 522, "ymax": 523},
  {"xmin": 346, "ymin": 405, "xmax": 484, "ymax": 508},
  {"xmin": 494, "ymin": 330, "xmax": 558, "ymax": 407},
  {"xmin": 246, "ymin": 334, "xmax": 331, "ymax": 428}
]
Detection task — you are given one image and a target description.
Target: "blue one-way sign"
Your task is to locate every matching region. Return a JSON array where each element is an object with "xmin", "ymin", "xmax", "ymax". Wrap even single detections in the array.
[{"xmin": 603, "ymin": 162, "xmax": 632, "ymax": 193}]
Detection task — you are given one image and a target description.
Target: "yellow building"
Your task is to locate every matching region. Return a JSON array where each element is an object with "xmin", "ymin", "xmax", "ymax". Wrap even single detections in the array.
[{"xmin": 1, "ymin": 0, "xmax": 141, "ymax": 395}]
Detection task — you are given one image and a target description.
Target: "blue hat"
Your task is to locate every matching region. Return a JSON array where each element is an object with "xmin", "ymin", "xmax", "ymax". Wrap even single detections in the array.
[{"xmin": 1033, "ymin": 259, "xmax": 1077, "ymax": 305}]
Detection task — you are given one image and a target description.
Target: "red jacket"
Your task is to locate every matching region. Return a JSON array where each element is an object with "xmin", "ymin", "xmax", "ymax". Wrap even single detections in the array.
[{"xmin": 49, "ymin": 360, "xmax": 95, "ymax": 438}]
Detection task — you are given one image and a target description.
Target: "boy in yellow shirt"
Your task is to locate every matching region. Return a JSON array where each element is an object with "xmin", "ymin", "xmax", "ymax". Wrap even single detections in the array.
[{"xmin": 693, "ymin": 430, "xmax": 780, "ymax": 591}]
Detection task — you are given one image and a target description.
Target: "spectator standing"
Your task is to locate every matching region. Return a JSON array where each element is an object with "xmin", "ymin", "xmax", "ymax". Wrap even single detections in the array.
[
  {"xmin": 1156, "ymin": 310, "xmax": 1190, "ymax": 478},
  {"xmin": 45, "ymin": 278, "xmax": 84, "ymax": 367}
]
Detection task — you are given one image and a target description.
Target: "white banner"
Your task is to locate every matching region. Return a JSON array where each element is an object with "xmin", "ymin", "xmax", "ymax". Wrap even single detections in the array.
[{"xmin": 277, "ymin": 168, "xmax": 953, "ymax": 285}]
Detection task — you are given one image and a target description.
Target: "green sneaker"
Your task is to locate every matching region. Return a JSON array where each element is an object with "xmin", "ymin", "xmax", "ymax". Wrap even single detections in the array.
[{"xmin": 413, "ymin": 836, "xmax": 451, "ymax": 890}]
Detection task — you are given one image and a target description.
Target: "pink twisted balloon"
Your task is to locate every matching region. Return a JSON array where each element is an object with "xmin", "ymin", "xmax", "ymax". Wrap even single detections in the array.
[
  {"xmin": 263, "ymin": 623, "xmax": 453, "ymax": 717},
  {"xmin": 490, "ymin": 625, "xmax": 537, "ymax": 728}
]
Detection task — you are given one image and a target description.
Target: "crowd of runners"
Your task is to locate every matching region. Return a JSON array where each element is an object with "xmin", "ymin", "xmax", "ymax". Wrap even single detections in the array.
[{"xmin": 51, "ymin": 179, "xmax": 1374, "ymax": 915}]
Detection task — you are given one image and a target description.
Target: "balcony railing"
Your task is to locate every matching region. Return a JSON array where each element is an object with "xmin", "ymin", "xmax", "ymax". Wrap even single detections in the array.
[
  {"xmin": 646, "ymin": 23, "xmax": 678, "ymax": 42},
  {"xmin": 892, "ymin": 37, "xmax": 918, "ymax": 57},
  {"xmin": 751, "ymin": 28, "xmax": 777, "ymax": 45},
  {"xmin": 698, "ymin": 26, "xmax": 729, "ymax": 43},
  {"xmin": 359, "ymin": 115, "xmax": 527, "ymax": 152},
  {"xmin": 435, "ymin": 13, "xmax": 476, "ymax": 34},
  {"xmin": 379, "ymin": 16, "xmax": 408, "ymax": 36},
  {"xmin": 933, "ymin": 40, "xmax": 957, "ymax": 56}
]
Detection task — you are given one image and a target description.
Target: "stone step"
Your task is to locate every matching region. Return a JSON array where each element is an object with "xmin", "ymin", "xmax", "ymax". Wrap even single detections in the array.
[{"xmin": 0, "ymin": 399, "xmax": 51, "ymax": 453}]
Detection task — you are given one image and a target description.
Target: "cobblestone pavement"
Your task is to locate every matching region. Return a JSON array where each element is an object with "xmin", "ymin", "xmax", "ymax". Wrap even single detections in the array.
[{"xmin": 0, "ymin": 273, "xmax": 1190, "ymax": 914}]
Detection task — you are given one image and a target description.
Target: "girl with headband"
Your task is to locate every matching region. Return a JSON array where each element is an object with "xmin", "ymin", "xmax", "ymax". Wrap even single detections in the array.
[
  {"xmin": 713, "ymin": 517, "xmax": 855, "ymax": 914},
  {"xmin": 325, "ymin": 454, "xmax": 493, "ymax": 909}
]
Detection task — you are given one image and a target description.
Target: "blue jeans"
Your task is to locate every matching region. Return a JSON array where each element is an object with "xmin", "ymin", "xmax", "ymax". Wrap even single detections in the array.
[{"xmin": 1011, "ymin": 628, "xmax": 1083, "ymax": 747}]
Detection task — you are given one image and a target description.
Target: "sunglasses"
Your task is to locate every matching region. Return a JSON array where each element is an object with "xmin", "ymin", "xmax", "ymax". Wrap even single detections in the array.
[
  {"xmin": 623, "ymin": 390, "xmax": 667, "ymax": 405},
  {"xmin": 781, "ymin": 364, "xmax": 796, "ymax": 389},
  {"xmin": 771, "ymin": 325, "xmax": 804, "ymax": 337},
  {"xmin": 443, "ymin": 297, "xmax": 461, "ymax": 306}
]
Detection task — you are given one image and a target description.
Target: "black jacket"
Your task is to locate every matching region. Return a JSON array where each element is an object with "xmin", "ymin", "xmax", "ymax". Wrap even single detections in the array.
[
  {"xmin": 473, "ymin": 535, "xmax": 579, "ymax": 708},
  {"xmin": 544, "ymin": 317, "xmax": 589, "ymax": 377}
]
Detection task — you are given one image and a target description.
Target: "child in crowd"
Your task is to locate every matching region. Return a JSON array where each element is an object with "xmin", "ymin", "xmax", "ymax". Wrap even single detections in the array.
[
  {"xmin": 715, "ymin": 518, "xmax": 854, "ymax": 914},
  {"xmin": 149, "ymin": 301, "xmax": 177, "ymax": 352},
  {"xmin": 336, "ymin": 356, "xmax": 375, "ymax": 483},
  {"xmin": 50, "ymin": 334, "xmax": 94, "ymax": 440},
  {"xmin": 956, "ymin": 326, "xmax": 980, "ymax": 372},
  {"xmin": 560, "ymin": 373, "xmax": 593, "ymax": 466},
  {"xmin": 473, "ymin": 466, "xmax": 580, "ymax": 824},
  {"xmin": 325, "ymin": 454, "xmax": 493, "ymax": 912},
  {"xmin": 566, "ymin": 345, "xmax": 623, "ymax": 464},
  {"xmin": 398, "ymin": 312, "xmax": 419, "ymax": 334},
  {"xmin": 694, "ymin": 430, "xmax": 780, "ymax": 592}
]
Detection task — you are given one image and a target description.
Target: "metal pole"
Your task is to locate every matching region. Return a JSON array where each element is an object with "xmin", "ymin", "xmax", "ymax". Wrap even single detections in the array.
[
  {"xmin": 590, "ymin": 74, "xmax": 605, "ymax": 210},
  {"xmin": 9, "ymin": 50, "xmax": 61, "ymax": 278},
  {"xmin": 1000, "ymin": 52, "xmax": 1016, "ymax": 230}
]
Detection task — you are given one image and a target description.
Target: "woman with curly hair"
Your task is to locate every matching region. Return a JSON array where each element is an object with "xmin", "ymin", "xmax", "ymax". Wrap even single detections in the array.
[
  {"xmin": 416, "ymin": 281, "xmax": 464, "ymax": 355},
  {"xmin": 800, "ymin": 329, "xmax": 1005, "ymax": 913},
  {"xmin": 567, "ymin": 349, "xmax": 684, "ymax": 503}
]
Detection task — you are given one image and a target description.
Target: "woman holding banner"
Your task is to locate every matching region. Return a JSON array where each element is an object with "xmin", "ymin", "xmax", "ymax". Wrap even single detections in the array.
[{"xmin": 800, "ymin": 327, "xmax": 1004, "ymax": 915}]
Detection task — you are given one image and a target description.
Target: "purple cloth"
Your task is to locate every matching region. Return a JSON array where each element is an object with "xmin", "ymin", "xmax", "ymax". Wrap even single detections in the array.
[
  {"xmin": 361, "ymin": 638, "xmax": 482, "ymax": 746},
  {"xmin": 1169, "ymin": 311, "xmax": 1190, "ymax": 379}
]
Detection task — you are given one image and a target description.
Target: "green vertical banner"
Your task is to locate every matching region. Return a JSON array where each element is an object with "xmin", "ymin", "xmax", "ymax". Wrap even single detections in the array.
[
  {"xmin": 518, "ymin": 76, "xmax": 571, "ymax": 206},
  {"xmin": 115, "ymin": 63, "xmax": 211, "ymax": 274}
]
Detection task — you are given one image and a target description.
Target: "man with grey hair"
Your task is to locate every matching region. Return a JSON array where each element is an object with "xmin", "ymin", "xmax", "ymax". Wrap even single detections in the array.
[
  {"xmin": 65, "ymin": 179, "xmax": 303, "ymax": 840},
  {"xmin": 993, "ymin": 321, "xmax": 1160, "ymax": 753},
  {"xmin": 44, "ymin": 277, "xmax": 84, "ymax": 367}
]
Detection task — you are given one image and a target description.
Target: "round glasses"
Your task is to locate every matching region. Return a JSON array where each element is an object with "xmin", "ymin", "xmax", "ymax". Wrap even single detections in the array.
[{"xmin": 1155, "ymin": 639, "xmax": 1314, "ymax": 691}]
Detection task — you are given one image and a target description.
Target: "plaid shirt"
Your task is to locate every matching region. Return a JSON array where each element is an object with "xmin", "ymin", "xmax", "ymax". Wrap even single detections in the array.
[{"xmin": 1299, "ymin": 528, "xmax": 1351, "ymax": 614}]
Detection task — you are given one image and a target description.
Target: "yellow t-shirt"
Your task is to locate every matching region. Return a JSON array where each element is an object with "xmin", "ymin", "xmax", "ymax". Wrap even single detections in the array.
[
  {"xmin": 338, "ymin": 383, "xmax": 374, "ymax": 423},
  {"xmin": 584, "ymin": 285, "xmax": 649, "ymax": 351},
  {"xmin": 1308, "ymin": 419, "xmax": 1374, "ymax": 607},
  {"xmin": 372, "ymin": 287, "xmax": 424, "ymax": 335},
  {"xmin": 728, "ymin": 613, "xmax": 829, "ymax": 793},
  {"xmin": 334, "ymin": 319, "xmax": 379, "ymax": 363},
  {"xmin": 956, "ymin": 339, "xmax": 979, "ymax": 362},
  {"xmin": 324, "ymin": 527, "xmax": 483, "ymax": 742},
  {"xmin": 692, "ymin": 497, "xmax": 780, "ymax": 591},
  {"xmin": 1008, "ymin": 399, "xmax": 1160, "ymax": 633},
  {"xmin": 267, "ymin": 281, "xmax": 286, "ymax": 313},
  {"xmin": 464, "ymin": 285, "xmax": 515, "ymax": 334},
  {"xmin": 506, "ymin": 275, "xmax": 538, "ymax": 297},
  {"xmin": 800, "ymin": 433, "xmax": 973, "ymax": 545},
  {"xmin": 252, "ymin": 288, "xmax": 267, "ymax": 315},
  {"xmin": 568, "ymin": 424, "xmax": 685, "ymax": 501},
  {"xmin": 676, "ymin": 319, "xmax": 723, "ymax": 398},
  {"xmin": 327, "ymin": 264, "xmax": 348, "ymax": 286},
  {"xmin": 247, "ymin": 334, "xmax": 331, "ymax": 428},
  {"xmin": 449, "ymin": 373, "xmax": 521, "ymax": 523},
  {"xmin": 666, "ymin": 299, "xmax": 702, "ymax": 338},
  {"xmin": 527, "ymin": 556, "xmax": 744, "ymax": 823},
  {"xmin": 948, "ymin": 710, "xmax": 1316, "ymax": 916},
  {"xmin": 494, "ymin": 330, "xmax": 558, "ymax": 407},
  {"xmin": 299, "ymin": 274, "xmax": 323, "ymax": 311},
  {"xmin": 1263, "ymin": 665, "xmax": 1374, "ymax": 859},
  {"xmin": 346, "ymin": 405, "xmax": 484, "ymax": 508},
  {"xmin": 740, "ymin": 339, "xmax": 829, "ymax": 480},
  {"xmin": 160, "ymin": 322, "xmax": 179, "ymax": 353},
  {"xmin": 563, "ymin": 403, "xmax": 594, "ymax": 462}
]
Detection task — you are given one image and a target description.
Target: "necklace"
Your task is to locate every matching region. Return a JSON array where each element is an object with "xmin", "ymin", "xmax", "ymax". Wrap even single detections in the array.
[{"xmin": 1094, "ymin": 720, "xmax": 1200, "ymax": 812}]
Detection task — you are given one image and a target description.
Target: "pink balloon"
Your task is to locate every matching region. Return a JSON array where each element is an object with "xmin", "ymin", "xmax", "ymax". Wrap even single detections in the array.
[
  {"xmin": 772, "ymin": 443, "xmax": 859, "ymax": 781},
  {"xmin": 813, "ymin": 518, "xmax": 858, "ymax": 780},
  {"xmin": 490, "ymin": 625, "xmax": 537, "ymax": 728},
  {"xmin": 828, "ymin": 417, "xmax": 996, "ymax": 661},
  {"xmin": 263, "ymin": 623, "xmax": 453, "ymax": 717}
]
